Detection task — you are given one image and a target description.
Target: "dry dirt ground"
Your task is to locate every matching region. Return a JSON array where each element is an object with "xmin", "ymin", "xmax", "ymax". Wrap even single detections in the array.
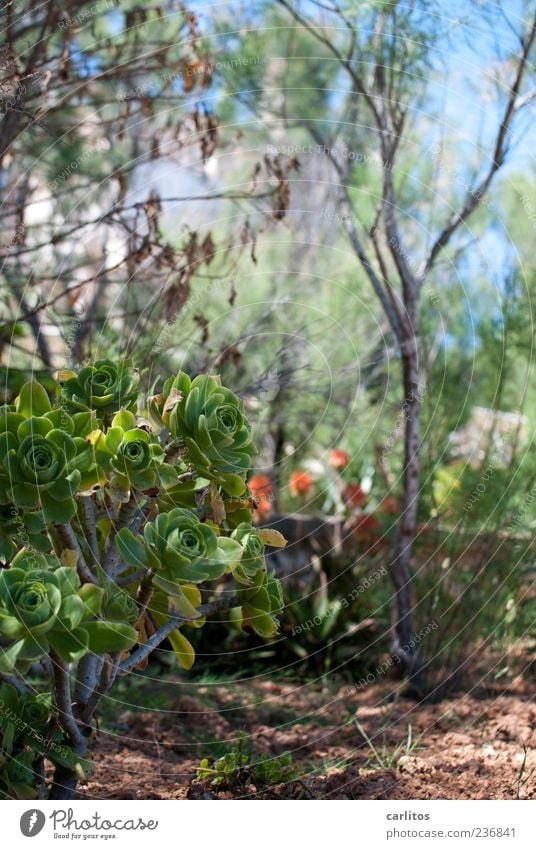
[{"xmin": 79, "ymin": 671, "xmax": 536, "ymax": 800}]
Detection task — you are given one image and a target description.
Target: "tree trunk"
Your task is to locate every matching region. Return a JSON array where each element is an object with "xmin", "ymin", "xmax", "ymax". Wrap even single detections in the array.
[{"xmin": 389, "ymin": 333, "xmax": 422, "ymax": 676}]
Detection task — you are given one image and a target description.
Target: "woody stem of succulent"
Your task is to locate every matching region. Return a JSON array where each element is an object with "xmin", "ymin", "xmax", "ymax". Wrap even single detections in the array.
[
  {"xmin": 35, "ymin": 757, "xmax": 46, "ymax": 800},
  {"xmin": 73, "ymin": 653, "xmax": 103, "ymax": 705},
  {"xmin": 49, "ymin": 651, "xmax": 90, "ymax": 800},
  {"xmin": 136, "ymin": 571, "xmax": 155, "ymax": 624},
  {"xmin": 54, "ymin": 523, "xmax": 97, "ymax": 585},
  {"xmin": 79, "ymin": 496, "xmax": 99, "ymax": 566},
  {"xmin": 129, "ymin": 499, "xmax": 153, "ymax": 534},
  {"xmin": 119, "ymin": 594, "xmax": 243, "ymax": 674},
  {"xmin": 102, "ymin": 497, "xmax": 142, "ymax": 577},
  {"xmin": 1, "ymin": 673, "xmax": 29, "ymax": 695},
  {"xmin": 116, "ymin": 568, "xmax": 147, "ymax": 586},
  {"xmin": 50, "ymin": 651, "xmax": 84, "ymax": 746},
  {"xmin": 80, "ymin": 652, "xmax": 120, "ymax": 725}
]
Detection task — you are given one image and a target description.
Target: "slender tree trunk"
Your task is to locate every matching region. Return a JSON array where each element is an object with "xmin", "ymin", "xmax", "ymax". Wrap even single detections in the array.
[{"xmin": 389, "ymin": 331, "xmax": 421, "ymax": 675}]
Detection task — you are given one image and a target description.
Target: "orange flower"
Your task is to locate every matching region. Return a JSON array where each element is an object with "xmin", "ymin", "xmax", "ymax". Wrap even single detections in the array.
[
  {"xmin": 289, "ymin": 470, "xmax": 313, "ymax": 497},
  {"xmin": 329, "ymin": 449, "xmax": 350, "ymax": 471},
  {"xmin": 249, "ymin": 474, "xmax": 272, "ymax": 499},
  {"xmin": 254, "ymin": 499, "xmax": 273, "ymax": 521},
  {"xmin": 249, "ymin": 474, "xmax": 273, "ymax": 522},
  {"xmin": 342, "ymin": 482, "xmax": 366, "ymax": 509}
]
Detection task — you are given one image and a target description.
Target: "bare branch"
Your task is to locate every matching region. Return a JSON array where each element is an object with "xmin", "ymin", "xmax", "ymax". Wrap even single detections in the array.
[
  {"xmin": 421, "ymin": 13, "xmax": 536, "ymax": 281},
  {"xmin": 50, "ymin": 651, "xmax": 84, "ymax": 746},
  {"xmin": 276, "ymin": 0, "xmax": 382, "ymax": 125},
  {"xmin": 118, "ymin": 594, "xmax": 243, "ymax": 673},
  {"xmin": 54, "ymin": 523, "xmax": 97, "ymax": 585}
]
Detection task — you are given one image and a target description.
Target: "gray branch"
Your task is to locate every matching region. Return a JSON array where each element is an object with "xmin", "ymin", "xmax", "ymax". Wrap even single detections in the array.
[
  {"xmin": 420, "ymin": 13, "xmax": 536, "ymax": 281},
  {"xmin": 50, "ymin": 651, "xmax": 84, "ymax": 746},
  {"xmin": 118, "ymin": 594, "xmax": 243, "ymax": 673},
  {"xmin": 54, "ymin": 523, "xmax": 97, "ymax": 585}
]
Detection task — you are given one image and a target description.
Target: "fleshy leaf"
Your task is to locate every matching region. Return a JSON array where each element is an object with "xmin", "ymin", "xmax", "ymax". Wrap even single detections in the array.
[
  {"xmin": 84, "ymin": 621, "xmax": 138, "ymax": 653},
  {"xmin": 116, "ymin": 528, "xmax": 148, "ymax": 568},
  {"xmin": 257, "ymin": 529, "xmax": 287, "ymax": 548},
  {"xmin": 16, "ymin": 381, "xmax": 51, "ymax": 418},
  {"xmin": 168, "ymin": 629, "xmax": 195, "ymax": 670}
]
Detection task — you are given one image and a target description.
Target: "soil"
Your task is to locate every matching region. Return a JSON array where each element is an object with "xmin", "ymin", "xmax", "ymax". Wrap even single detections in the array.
[{"xmin": 79, "ymin": 671, "xmax": 536, "ymax": 800}]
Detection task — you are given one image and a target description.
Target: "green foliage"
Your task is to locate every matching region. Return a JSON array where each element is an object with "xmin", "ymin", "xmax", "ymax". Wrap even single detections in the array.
[
  {"xmin": 0, "ymin": 384, "xmax": 89, "ymax": 524},
  {"xmin": 351, "ymin": 716, "xmax": 424, "ymax": 771},
  {"xmin": 0, "ymin": 364, "xmax": 285, "ymax": 798},
  {"xmin": 0, "ymin": 505, "xmax": 50, "ymax": 563},
  {"xmin": 0, "ymin": 682, "xmax": 81, "ymax": 800},
  {"xmin": 0, "ymin": 550, "xmax": 127, "ymax": 673},
  {"xmin": 62, "ymin": 360, "xmax": 139, "ymax": 421},
  {"xmin": 158, "ymin": 371, "xmax": 256, "ymax": 491}
]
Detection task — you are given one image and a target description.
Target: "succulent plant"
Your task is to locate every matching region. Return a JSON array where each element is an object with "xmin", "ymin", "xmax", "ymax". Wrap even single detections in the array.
[
  {"xmin": 164, "ymin": 371, "xmax": 256, "ymax": 493},
  {"xmin": 0, "ymin": 383, "xmax": 98, "ymax": 523},
  {"xmin": 242, "ymin": 568, "xmax": 283, "ymax": 638},
  {"xmin": 0, "ymin": 504, "xmax": 51, "ymax": 563},
  {"xmin": 0, "ymin": 682, "xmax": 81, "ymax": 800},
  {"xmin": 231, "ymin": 522, "xmax": 266, "ymax": 584},
  {"xmin": 0, "ymin": 550, "xmax": 136, "ymax": 674},
  {"xmin": 0, "ymin": 364, "xmax": 285, "ymax": 800},
  {"xmin": 89, "ymin": 409, "xmax": 179, "ymax": 497},
  {"xmin": 116, "ymin": 507, "xmax": 233, "ymax": 598},
  {"xmin": 61, "ymin": 359, "xmax": 139, "ymax": 420}
]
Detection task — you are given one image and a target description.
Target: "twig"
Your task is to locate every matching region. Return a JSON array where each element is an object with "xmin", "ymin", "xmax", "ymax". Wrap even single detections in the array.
[
  {"xmin": 118, "ymin": 594, "xmax": 243, "ymax": 673},
  {"xmin": 420, "ymin": 13, "xmax": 536, "ymax": 280}
]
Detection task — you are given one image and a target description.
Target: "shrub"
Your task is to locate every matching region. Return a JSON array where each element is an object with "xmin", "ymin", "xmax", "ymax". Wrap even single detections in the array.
[{"xmin": 0, "ymin": 363, "xmax": 285, "ymax": 799}]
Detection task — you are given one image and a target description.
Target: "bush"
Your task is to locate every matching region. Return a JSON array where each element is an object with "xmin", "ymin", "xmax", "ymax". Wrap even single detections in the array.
[{"xmin": 0, "ymin": 363, "xmax": 285, "ymax": 799}]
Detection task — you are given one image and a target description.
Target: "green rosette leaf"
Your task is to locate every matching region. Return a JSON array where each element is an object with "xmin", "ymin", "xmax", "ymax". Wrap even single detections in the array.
[
  {"xmin": 61, "ymin": 360, "xmax": 139, "ymax": 420},
  {"xmin": 0, "ymin": 568, "xmax": 61, "ymax": 639},
  {"xmin": 143, "ymin": 508, "xmax": 227, "ymax": 584},
  {"xmin": 166, "ymin": 372, "xmax": 256, "ymax": 484},
  {"xmin": 0, "ymin": 414, "xmax": 82, "ymax": 514},
  {"xmin": 231, "ymin": 523, "xmax": 266, "ymax": 583}
]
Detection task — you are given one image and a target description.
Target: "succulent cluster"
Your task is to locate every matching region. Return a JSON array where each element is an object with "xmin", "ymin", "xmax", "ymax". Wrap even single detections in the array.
[{"xmin": 0, "ymin": 362, "xmax": 285, "ymax": 799}]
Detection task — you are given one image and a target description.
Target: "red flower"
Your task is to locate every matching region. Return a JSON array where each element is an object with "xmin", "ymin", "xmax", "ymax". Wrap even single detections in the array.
[
  {"xmin": 379, "ymin": 496, "xmax": 400, "ymax": 516},
  {"xmin": 352, "ymin": 513, "xmax": 381, "ymax": 543},
  {"xmin": 289, "ymin": 470, "xmax": 313, "ymax": 497},
  {"xmin": 342, "ymin": 482, "xmax": 366, "ymax": 509},
  {"xmin": 329, "ymin": 449, "xmax": 350, "ymax": 471}
]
